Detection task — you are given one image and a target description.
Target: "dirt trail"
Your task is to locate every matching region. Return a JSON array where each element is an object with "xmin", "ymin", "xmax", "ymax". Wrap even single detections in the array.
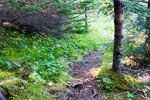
[{"xmin": 66, "ymin": 49, "xmax": 106, "ymax": 100}]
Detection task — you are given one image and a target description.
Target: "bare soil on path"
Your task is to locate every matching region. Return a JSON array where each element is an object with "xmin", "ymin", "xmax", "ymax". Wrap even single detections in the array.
[{"xmin": 66, "ymin": 49, "xmax": 106, "ymax": 100}]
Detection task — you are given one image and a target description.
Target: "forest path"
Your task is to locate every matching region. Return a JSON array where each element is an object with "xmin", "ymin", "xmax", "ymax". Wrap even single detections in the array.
[{"xmin": 66, "ymin": 48, "xmax": 106, "ymax": 100}]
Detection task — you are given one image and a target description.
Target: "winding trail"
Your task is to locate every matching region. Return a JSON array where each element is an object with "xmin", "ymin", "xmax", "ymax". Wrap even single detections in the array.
[{"xmin": 66, "ymin": 48, "xmax": 106, "ymax": 100}]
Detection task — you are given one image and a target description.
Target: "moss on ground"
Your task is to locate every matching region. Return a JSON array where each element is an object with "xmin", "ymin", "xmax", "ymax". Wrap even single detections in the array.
[
  {"xmin": 0, "ymin": 70, "xmax": 54, "ymax": 100},
  {"xmin": 97, "ymin": 65, "xmax": 142, "ymax": 100},
  {"xmin": 0, "ymin": 70, "xmax": 15, "ymax": 81}
]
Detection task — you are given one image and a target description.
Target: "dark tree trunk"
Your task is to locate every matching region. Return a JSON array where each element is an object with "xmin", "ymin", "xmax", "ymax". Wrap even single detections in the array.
[
  {"xmin": 112, "ymin": 0, "xmax": 124, "ymax": 73},
  {"xmin": 85, "ymin": 6, "xmax": 88, "ymax": 31},
  {"xmin": 145, "ymin": 0, "xmax": 150, "ymax": 54}
]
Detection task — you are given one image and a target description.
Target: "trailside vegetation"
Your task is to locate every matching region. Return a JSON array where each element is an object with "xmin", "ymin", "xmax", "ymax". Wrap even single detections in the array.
[{"xmin": 0, "ymin": 0, "xmax": 150, "ymax": 100}]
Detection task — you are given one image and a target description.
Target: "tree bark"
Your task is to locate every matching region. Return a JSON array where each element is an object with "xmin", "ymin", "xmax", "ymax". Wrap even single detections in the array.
[
  {"xmin": 85, "ymin": 6, "xmax": 88, "ymax": 31},
  {"xmin": 112, "ymin": 0, "xmax": 124, "ymax": 73},
  {"xmin": 145, "ymin": 0, "xmax": 150, "ymax": 54}
]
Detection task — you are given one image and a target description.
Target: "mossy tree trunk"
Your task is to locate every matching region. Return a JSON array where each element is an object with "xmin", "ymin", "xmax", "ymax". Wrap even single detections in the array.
[
  {"xmin": 112, "ymin": 0, "xmax": 124, "ymax": 73},
  {"xmin": 145, "ymin": 0, "xmax": 150, "ymax": 55}
]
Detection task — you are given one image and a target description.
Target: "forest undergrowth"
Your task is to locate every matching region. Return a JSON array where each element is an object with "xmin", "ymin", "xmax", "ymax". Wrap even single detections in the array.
[
  {"xmin": 0, "ymin": 15, "xmax": 113, "ymax": 100},
  {"xmin": 0, "ymin": 14, "xmax": 150, "ymax": 100},
  {"xmin": 96, "ymin": 18, "xmax": 150, "ymax": 99}
]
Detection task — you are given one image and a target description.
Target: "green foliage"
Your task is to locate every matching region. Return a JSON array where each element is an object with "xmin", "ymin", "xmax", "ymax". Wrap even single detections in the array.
[
  {"xmin": 124, "ymin": 1, "xmax": 150, "ymax": 17},
  {"xmin": 102, "ymin": 78, "xmax": 112, "ymax": 84},
  {"xmin": 6, "ymin": 0, "xmax": 42, "ymax": 11},
  {"xmin": 97, "ymin": 77, "xmax": 112, "ymax": 90},
  {"xmin": 99, "ymin": 0, "xmax": 150, "ymax": 17},
  {"xmin": 123, "ymin": 34, "xmax": 145, "ymax": 57},
  {"xmin": 99, "ymin": 0, "xmax": 148, "ymax": 59},
  {"xmin": 7, "ymin": 0, "xmax": 23, "ymax": 8},
  {"xmin": 0, "ymin": 26, "xmax": 106, "ymax": 82},
  {"xmin": 5, "ymin": 61, "xmax": 13, "ymax": 70},
  {"xmin": 99, "ymin": 0, "xmax": 113, "ymax": 15},
  {"xmin": 126, "ymin": 91, "xmax": 134, "ymax": 100},
  {"xmin": 0, "ymin": 13, "xmax": 114, "ymax": 99},
  {"xmin": 0, "ymin": 16, "xmax": 113, "ymax": 98},
  {"xmin": 21, "ymin": 6, "xmax": 42, "ymax": 11},
  {"xmin": 55, "ymin": 0, "xmax": 101, "ymax": 33},
  {"xmin": 38, "ymin": 60, "xmax": 64, "ymax": 81}
]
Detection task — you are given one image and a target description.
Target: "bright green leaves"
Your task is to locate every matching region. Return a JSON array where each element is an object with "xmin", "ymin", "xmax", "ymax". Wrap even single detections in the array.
[
  {"xmin": 99, "ymin": 0, "xmax": 113, "ymax": 15},
  {"xmin": 102, "ymin": 78, "xmax": 112, "ymax": 84},
  {"xmin": 38, "ymin": 59, "xmax": 63, "ymax": 81},
  {"xmin": 96, "ymin": 84, "xmax": 101, "ymax": 88},
  {"xmin": 126, "ymin": 91, "xmax": 134, "ymax": 100},
  {"xmin": 0, "ymin": 29, "xmax": 103, "ymax": 82},
  {"xmin": 21, "ymin": 6, "xmax": 42, "ymax": 12},
  {"xmin": 6, "ymin": 0, "xmax": 42, "ymax": 11},
  {"xmin": 96, "ymin": 77, "xmax": 112, "ymax": 90},
  {"xmin": 7, "ymin": 0, "xmax": 23, "ymax": 8},
  {"xmin": 106, "ymin": 85, "xmax": 111, "ymax": 89},
  {"xmin": 5, "ymin": 61, "xmax": 13, "ymax": 70}
]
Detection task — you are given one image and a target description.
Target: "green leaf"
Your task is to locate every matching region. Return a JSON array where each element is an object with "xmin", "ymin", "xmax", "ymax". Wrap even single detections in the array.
[
  {"xmin": 96, "ymin": 84, "xmax": 101, "ymax": 88},
  {"xmin": 21, "ymin": 86, "xmax": 25, "ymax": 90},
  {"xmin": 127, "ymin": 91, "xmax": 133, "ymax": 98},
  {"xmin": 102, "ymin": 78, "xmax": 112, "ymax": 83},
  {"xmin": 106, "ymin": 86, "xmax": 111, "ymax": 89},
  {"xmin": 5, "ymin": 61, "xmax": 13, "ymax": 69},
  {"xmin": 96, "ymin": 80, "xmax": 101, "ymax": 82}
]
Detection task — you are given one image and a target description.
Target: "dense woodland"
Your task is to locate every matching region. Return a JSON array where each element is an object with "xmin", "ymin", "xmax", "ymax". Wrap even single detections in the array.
[{"xmin": 0, "ymin": 0, "xmax": 150, "ymax": 100}]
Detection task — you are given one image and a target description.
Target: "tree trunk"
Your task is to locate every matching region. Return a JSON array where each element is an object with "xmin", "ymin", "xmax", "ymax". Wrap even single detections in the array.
[
  {"xmin": 112, "ymin": 0, "xmax": 124, "ymax": 73},
  {"xmin": 85, "ymin": 6, "xmax": 88, "ymax": 31},
  {"xmin": 145, "ymin": 0, "xmax": 150, "ymax": 54}
]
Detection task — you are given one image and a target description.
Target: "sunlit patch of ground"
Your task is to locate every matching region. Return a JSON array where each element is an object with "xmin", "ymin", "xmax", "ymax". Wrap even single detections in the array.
[{"xmin": 138, "ymin": 73, "xmax": 150, "ymax": 82}]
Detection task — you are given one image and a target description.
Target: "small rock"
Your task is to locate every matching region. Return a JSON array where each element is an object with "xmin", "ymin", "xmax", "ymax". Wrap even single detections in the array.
[
  {"xmin": 72, "ymin": 83, "xmax": 83, "ymax": 89},
  {"xmin": 0, "ymin": 88, "xmax": 5, "ymax": 100}
]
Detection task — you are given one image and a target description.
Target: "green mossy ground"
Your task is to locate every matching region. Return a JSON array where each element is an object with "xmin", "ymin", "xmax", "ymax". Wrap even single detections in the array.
[
  {"xmin": 0, "ymin": 70, "xmax": 53, "ymax": 100},
  {"xmin": 97, "ymin": 51, "xmax": 144, "ymax": 100},
  {"xmin": 97, "ymin": 65, "xmax": 143, "ymax": 100}
]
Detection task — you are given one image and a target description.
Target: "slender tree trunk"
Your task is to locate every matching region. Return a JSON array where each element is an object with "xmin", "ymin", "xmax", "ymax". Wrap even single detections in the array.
[
  {"xmin": 112, "ymin": 0, "xmax": 124, "ymax": 73},
  {"xmin": 85, "ymin": 6, "xmax": 88, "ymax": 31},
  {"xmin": 145, "ymin": 0, "xmax": 150, "ymax": 54}
]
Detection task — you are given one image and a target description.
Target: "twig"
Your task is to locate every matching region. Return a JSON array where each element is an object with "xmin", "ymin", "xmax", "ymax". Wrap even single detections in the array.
[{"xmin": 91, "ymin": 88, "xmax": 98, "ymax": 99}]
